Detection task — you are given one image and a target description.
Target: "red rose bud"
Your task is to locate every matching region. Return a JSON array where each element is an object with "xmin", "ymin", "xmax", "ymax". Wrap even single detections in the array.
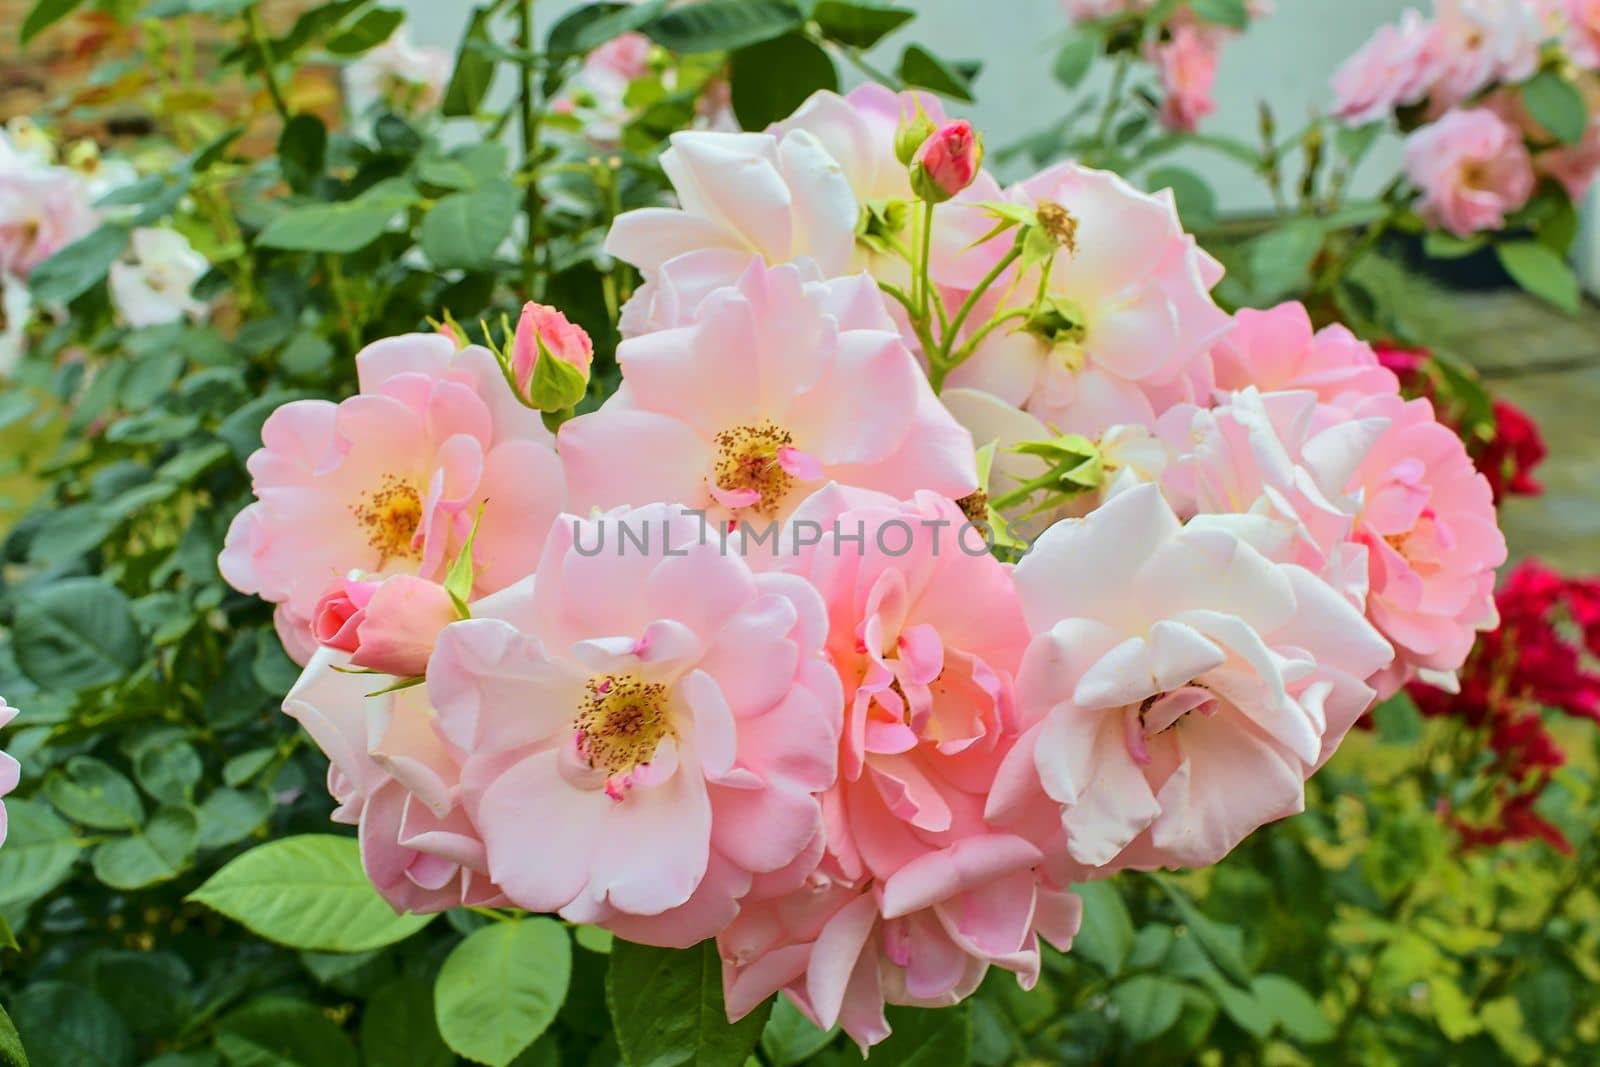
[
  {"xmin": 510, "ymin": 301, "xmax": 593, "ymax": 412},
  {"xmin": 909, "ymin": 120, "xmax": 982, "ymax": 203}
]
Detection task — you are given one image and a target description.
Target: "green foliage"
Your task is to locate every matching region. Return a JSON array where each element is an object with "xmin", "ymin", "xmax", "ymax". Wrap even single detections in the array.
[
  {"xmin": 435, "ymin": 919, "xmax": 571, "ymax": 1066},
  {"xmin": 608, "ymin": 939, "xmax": 771, "ymax": 1067}
]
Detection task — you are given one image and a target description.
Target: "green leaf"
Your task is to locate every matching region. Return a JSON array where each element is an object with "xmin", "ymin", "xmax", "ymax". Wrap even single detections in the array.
[
  {"xmin": 1496, "ymin": 239, "xmax": 1581, "ymax": 313},
  {"xmin": 1053, "ymin": 33, "xmax": 1099, "ymax": 89},
  {"xmin": 1422, "ymin": 230, "xmax": 1488, "ymax": 260},
  {"xmin": 278, "ymin": 115, "xmax": 328, "ymax": 194},
  {"xmin": 730, "ymin": 33, "xmax": 838, "ymax": 131},
  {"xmin": 1251, "ymin": 975, "xmax": 1333, "ymax": 1044},
  {"xmin": 811, "ymin": 0, "xmax": 913, "ymax": 48},
  {"xmin": 1146, "ymin": 165, "xmax": 1217, "ymax": 229},
  {"xmin": 1373, "ymin": 692, "xmax": 1424, "ymax": 745},
  {"xmin": 45, "ymin": 756, "xmax": 144, "ymax": 830},
  {"xmin": 1111, "ymin": 976, "xmax": 1185, "ymax": 1044},
  {"xmin": 421, "ymin": 180, "xmax": 519, "ymax": 270},
  {"xmin": 1189, "ymin": 0, "xmax": 1248, "ymax": 29},
  {"xmin": 436, "ymin": 918, "xmax": 572, "ymax": 1067},
  {"xmin": 256, "ymin": 181, "xmax": 416, "ymax": 254},
  {"xmin": 1205, "ymin": 977, "xmax": 1274, "ymax": 1038},
  {"xmin": 196, "ymin": 788, "xmax": 273, "ymax": 850},
  {"xmin": 135, "ymin": 743, "xmax": 203, "ymax": 805},
  {"xmin": 1154, "ymin": 877, "xmax": 1253, "ymax": 986},
  {"xmin": 608, "ymin": 938, "xmax": 770, "ymax": 1067},
  {"xmin": 760, "ymin": 997, "xmax": 834, "ymax": 1067},
  {"xmin": 0, "ymin": 1001, "xmax": 27, "ymax": 1067},
  {"xmin": 443, "ymin": 5, "xmax": 498, "ymax": 117},
  {"xmin": 1521, "ymin": 71, "xmax": 1589, "ymax": 145},
  {"xmin": 326, "ymin": 6, "xmax": 404, "ymax": 54},
  {"xmin": 27, "ymin": 225, "xmax": 128, "ymax": 306},
  {"xmin": 897, "ymin": 44, "xmax": 977, "ymax": 102},
  {"xmin": 548, "ymin": 1, "xmax": 667, "ymax": 57},
  {"xmin": 1070, "ymin": 881, "xmax": 1134, "ymax": 977},
  {"xmin": 362, "ymin": 979, "xmax": 453, "ymax": 1067},
  {"xmin": 847, "ymin": 1004, "xmax": 969, "ymax": 1066},
  {"xmin": 215, "ymin": 997, "xmax": 359, "ymax": 1067},
  {"xmin": 188, "ymin": 835, "xmax": 434, "ymax": 952},
  {"xmin": 1244, "ymin": 219, "xmax": 1326, "ymax": 305},
  {"xmin": 0, "ymin": 800, "xmax": 81, "ymax": 912},
  {"xmin": 20, "ymin": 0, "xmax": 85, "ymax": 44},
  {"xmin": 91, "ymin": 807, "xmax": 199, "ymax": 890},
  {"xmin": 641, "ymin": 0, "xmax": 803, "ymax": 53},
  {"xmin": 14, "ymin": 578, "xmax": 140, "ymax": 691},
  {"xmin": 12, "ymin": 983, "xmax": 127, "ymax": 1067}
]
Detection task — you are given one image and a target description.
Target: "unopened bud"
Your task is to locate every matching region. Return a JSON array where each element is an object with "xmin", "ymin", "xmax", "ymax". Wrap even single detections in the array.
[
  {"xmin": 894, "ymin": 99, "xmax": 938, "ymax": 167},
  {"xmin": 909, "ymin": 120, "xmax": 982, "ymax": 204},
  {"xmin": 510, "ymin": 301, "xmax": 592, "ymax": 412}
]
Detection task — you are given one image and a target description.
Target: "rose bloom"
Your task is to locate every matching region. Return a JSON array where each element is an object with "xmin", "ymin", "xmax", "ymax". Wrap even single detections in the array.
[
  {"xmin": 944, "ymin": 163, "xmax": 1231, "ymax": 436},
  {"xmin": 989, "ymin": 485, "xmax": 1393, "ymax": 870},
  {"xmin": 1343, "ymin": 392, "xmax": 1507, "ymax": 695},
  {"xmin": 0, "ymin": 697, "xmax": 17, "ymax": 847},
  {"xmin": 286, "ymin": 651, "xmax": 504, "ymax": 912},
  {"xmin": 718, "ymin": 489, "xmax": 1080, "ymax": 1051},
  {"xmin": 425, "ymin": 503, "xmax": 842, "ymax": 946},
  {"xmin": 1210, "ymin": 302, "xmax": 1401, "ymax": 411},
  {"xmin": 1151, "ymin": 23, "xmax": 1220, "ymax": 132},
  {"xmin": 1405, "ymin": 108, "xmax": 1536, "ymax": 237},
  {"xmin": 1429, "ymin": 0, "xmax": 1546, "ymax": 107},
  {"xmin": 1331, "ymin": 10, "xmax": 1440, "ymax": 125},
  {"xmin": 0, "ymin": 163, "xmax": 97, "ymax": 281},
  {"xmin": 219, "ymin": 333, "xmax": 565, "ymax": 662},
  {"xmin": 345, "ymin": 28, "xmax": 452, "ymax": 112},
  {"xmin": 1567, "ymin": 0, "xmax": 1600, "ymax": 68},
  {"xmin": 560, "ymin": 262, "xmax": 977, "ymax": 526},
  {"xmin": 109, "ymin": 227, "xmax": 210, "ymax": 328},
  {"xmin": 770, "ymin": 84, "xmax": 949, "ymax": 204}
]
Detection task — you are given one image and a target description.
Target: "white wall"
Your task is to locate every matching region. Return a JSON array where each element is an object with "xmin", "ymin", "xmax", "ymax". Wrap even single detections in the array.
[{"xmin": 401, "ymin": 0, "xmax": 1415, "ymax": 212}]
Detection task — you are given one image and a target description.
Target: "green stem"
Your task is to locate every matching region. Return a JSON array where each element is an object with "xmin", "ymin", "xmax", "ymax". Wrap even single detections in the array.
[
  {"xmin": 916, "ymin": 200, "xmax": 935, "ymax": 321},
  {"xmin": 940, "ymin": 244, "xmax": 1022, "ymax": 362},
  {"xmin": 245, "ymin": 5, "xmax": 290, "ymax": 122},
  {"xmin": 838, "ymin": 44, "xmax": 902, "ymax": 89},
  {"xmin": 989, "ymin": 468, "xmax": 1063, "ymax": 513},
  {"xmin": 517, "ymin": 0, "xmax": 543, "ymax": 299},
  {"xmin": 1091, "ymin": 54, "xmax": 1131, "ymax": 151},
  {"xmin": 949, "ymin": 307, "xmax": 1028, "ymax": 368}
]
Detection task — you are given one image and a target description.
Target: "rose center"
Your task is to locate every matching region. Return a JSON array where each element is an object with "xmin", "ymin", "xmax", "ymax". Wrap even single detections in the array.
[
  {"xmin": 575, "ymin": 673, "xmax": 675, "ymax": 779},
  {"xmin": 711, "ymin": 421, "xmax": 795, "ymax": 516},
  {"xmin": 351, "ymin": 476, "xmax": 424, "ymax": 567}
]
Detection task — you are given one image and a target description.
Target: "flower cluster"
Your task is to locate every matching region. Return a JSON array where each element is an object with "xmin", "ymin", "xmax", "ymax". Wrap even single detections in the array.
[
  {"xmin": 0, "ymin": 119, "xmax": 210, "ymax": 372},
  {"xmin": 223, "ymin": 87, "xmax": 1508, "ymax": 1050},
  {"xmin": 1410, "ymin": 561, "xmax": 1600, "ymax": 851},
  {"xmin": 1061, "ymin": 0, "xmax": 1275, "ymax": 131},
  {"xmin": 1333, "ymin": 0, "xmax": 1600, "ymax": 235}
]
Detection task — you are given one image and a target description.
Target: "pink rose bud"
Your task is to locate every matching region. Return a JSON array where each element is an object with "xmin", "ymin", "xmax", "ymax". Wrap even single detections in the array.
[
  {"xmin": 312, "ymin": 578, "xmax": 379, "ymax": 654},
  {"xmin": 512, "ymin": 301, "xmax": 594, "ymax": 395},
  {"xmin": 909, "ymin": 120, "xmax": 983, "ymax": 204},
  {"xmin": 345, "ymin": 575, "xmax": 460, "ymax": 679},
  {"xmin": 894, "ymin": 100, "xmax": 937, "ymax": 166}
]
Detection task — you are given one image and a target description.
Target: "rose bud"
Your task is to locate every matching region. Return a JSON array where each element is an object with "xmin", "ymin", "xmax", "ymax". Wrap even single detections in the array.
[
  {"xmin": 312, "ymin": 575, "xmax": 457, "ymax": 678},
  {"xmin": 909, "ymin": 119, "xmax": 983, "ymax": 203},
  {"xmin": 511, "ymin": 301, "xmax": 593, "ymax": 412}
]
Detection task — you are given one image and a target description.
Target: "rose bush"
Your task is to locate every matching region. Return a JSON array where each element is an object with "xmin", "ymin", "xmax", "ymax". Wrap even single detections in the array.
[{"xmin": 0, "ymin": 2, "xmax": 1595, "ymax": 1067}]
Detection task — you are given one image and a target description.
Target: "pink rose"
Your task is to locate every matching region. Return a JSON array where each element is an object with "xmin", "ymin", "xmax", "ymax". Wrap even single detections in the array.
[
  {"xmin": 286, "ymin": 652, "xmax": 505, "ymax": 913},
  {"xmin": 220, "ymin": 333, "xmax": 565, "ymax": 663},
  {"xmin": 1405, "ymin": 108, "xmax": 1536, "ymax": 237},
  {"xmin": 989, "ymin": 485, "xmax": 1393, "ymax": 869},
  {"xmin": 1151, "ymin": 23, "xmax": 1220, "ymax": 133},
  {"xmin": 713, "ymin": 488, "xmax": 1079, "ymax": 1051},
  {"xmin": 944, "ymin": 163, "xmax": 1230, "ymax": 436},
  {"xmin": 426, "ymin": 503, "xmax": 843, "ymax": 947},
  {"xmin": 313, "ymin": 575, "xmax": 458, "ymax": 678},
  {"xmin": 560, "ymin": 262, "xmax": 977, "ymax": 526},
  {"xmin": 1567, "ymin": 0, "xmax": 1600, "ymax": 68},
  {"xmin": 1210, "ymin": 302, "xmax": 1401, "ymax": 408},
  {"xmin": 0, "ymin": 697, "xmax": 17, "ymax": 848},
  {"xmin": 1344, "ymin": 393, "xmax": 1507, "ymax": 696},
  {"xmin": 0, "ymin": 168, "xmax": 97, "ymax": 280},
  {"xmin": 1330, "ymin": 10, "xmax": 1440, "ymax": 126},
  {"xmin": 1429, "ymin": 0, "xmax": 1546, "ymax": 108}
]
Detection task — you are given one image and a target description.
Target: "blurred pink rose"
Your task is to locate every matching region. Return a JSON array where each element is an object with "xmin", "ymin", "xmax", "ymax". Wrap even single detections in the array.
[{"xmin": 1405, "ymin": 108, "xmax": 1535, "ymax": 237}]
